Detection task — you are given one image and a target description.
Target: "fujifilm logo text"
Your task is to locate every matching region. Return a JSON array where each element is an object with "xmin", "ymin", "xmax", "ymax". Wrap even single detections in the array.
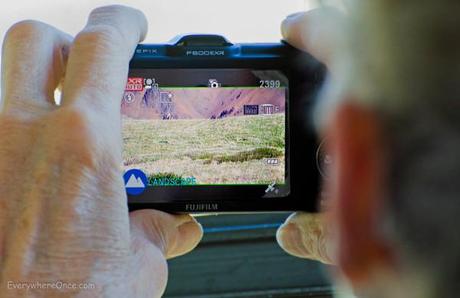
[
  {"xmin": 185, "ymin": 203, "xmax": 219, "ymax": 211},
  {"xmin": 186, "ymin": 50, "xmax": 225, "ymax": 56}
]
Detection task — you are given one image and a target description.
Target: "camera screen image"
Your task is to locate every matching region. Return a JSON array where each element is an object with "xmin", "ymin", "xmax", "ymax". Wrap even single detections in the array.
[{"xmin": 122, "ymin": 69, "xmax": 288, "ymax": 188}]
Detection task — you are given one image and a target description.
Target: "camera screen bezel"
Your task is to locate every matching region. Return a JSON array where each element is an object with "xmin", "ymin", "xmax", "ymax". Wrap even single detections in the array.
[{"xmin": 127, "ymin": 44, "xmax": 326, "ymax": 212}]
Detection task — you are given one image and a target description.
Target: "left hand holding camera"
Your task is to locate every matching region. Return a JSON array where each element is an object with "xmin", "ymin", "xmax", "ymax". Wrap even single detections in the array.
[{"xmin": 0, "ymin": 5, "xmax": 202, "ymax": 297}]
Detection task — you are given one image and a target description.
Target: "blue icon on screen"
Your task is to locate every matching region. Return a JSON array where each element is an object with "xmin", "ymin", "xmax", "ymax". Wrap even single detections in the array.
[{"xmin": 124, "ymin": 169, "xmax": 148, "ymax": 196}]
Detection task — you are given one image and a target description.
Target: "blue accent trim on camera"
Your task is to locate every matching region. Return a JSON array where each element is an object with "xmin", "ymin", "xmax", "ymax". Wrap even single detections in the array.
[{"xmin": 203, "ymin": 223, "xmax": 283, "ymax": 234}]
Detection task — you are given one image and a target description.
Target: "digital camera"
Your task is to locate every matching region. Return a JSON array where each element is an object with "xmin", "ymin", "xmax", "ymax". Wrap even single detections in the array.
[{"xmin": 123, "ymin": 34, "xmax": 326, "ymax": 213}]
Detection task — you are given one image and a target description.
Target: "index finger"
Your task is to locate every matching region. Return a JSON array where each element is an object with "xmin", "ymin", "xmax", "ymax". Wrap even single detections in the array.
[
  {"xmin": 61, "ymin": 5, "xmax": 147, "ymax": 114},
  {"xmin": 281, "ymin": 8, "xmax": 345, "ymax": 69}
]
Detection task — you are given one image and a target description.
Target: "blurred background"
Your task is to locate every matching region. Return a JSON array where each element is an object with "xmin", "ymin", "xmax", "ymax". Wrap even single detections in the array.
[
  {"xmin": 0, "ymin": 0, "xmax": 347, "ymax": 43},
  {"xmin": 0, "ymin": 0, "xmax": 345, "ymax": 297}
]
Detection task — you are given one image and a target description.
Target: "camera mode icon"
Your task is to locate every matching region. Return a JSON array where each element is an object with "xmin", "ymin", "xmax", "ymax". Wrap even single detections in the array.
[
  {"xmin": 265, "ymin": 182, "xmax": 278, "ymax": 194},
  {"xmin": 124, "ymin": 169, "xmax": 148, "ymax": 196},
  {"xmin": 208, "ymin": 79, "xmax": 221, "ymax": 88},
  {"xmin": 144, "ymin": 78, "xmax": 158, "ymax": 89},
  {"xmin": 124, "ymin": 92, "xmax": 135, "ymax": 104}
]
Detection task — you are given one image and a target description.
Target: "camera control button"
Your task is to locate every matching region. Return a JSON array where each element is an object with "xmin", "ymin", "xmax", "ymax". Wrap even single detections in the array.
[
  {"xmin": 316, "ymin": 139, "xmax": 332, "ymax": 179},
  {"xmin": 170, "ymin": 34, "xmax": 233, "ymax": 47}
]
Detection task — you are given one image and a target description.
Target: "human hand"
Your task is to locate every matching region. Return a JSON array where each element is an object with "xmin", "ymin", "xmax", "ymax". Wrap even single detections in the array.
[
  {"xmin": 276, "ymin": 8, "xmax": 345, "ymax": 265},
  {"xmin": 0, "ymin": 5, "xmax": 202, "ymax": 297}
]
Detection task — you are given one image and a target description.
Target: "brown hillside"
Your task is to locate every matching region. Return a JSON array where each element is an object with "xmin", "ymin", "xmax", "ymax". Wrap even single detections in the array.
[{"xmin": 121, "ymin": 88, "xmax": 286, "ymax": 120}]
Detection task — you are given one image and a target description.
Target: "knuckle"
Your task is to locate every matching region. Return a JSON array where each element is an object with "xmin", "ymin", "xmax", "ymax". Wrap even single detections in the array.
[
  {"xmin": 4, "ymin": 20, "xmax": 48, "ymax": 45},
  {"xmin": 85, "ymin": 5, "xmax": 146, "ymax": 45},
  {"xmin": 90, "ymin": 5, "xmax": 130, "ymax": 20},
  {"xmin": 89, "ymin": 5, "xmax": 143, "ymax": 23},
  {"xmin": 73, "ymin": 25, "xmax": 124, "ymax": 52}
]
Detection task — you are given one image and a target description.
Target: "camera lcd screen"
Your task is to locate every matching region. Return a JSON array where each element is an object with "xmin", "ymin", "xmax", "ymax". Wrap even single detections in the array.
[{"xmin": 122, "ymin": 69, "xmax": 289, "ymax": 199}]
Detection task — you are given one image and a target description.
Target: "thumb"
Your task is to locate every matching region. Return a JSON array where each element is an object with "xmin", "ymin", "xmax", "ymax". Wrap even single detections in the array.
[
  {"xmin": 130, "ymin": 210, "xmax": 203, "ymax": 259},
  {"xmin": 276, "ymin": 212, "xmax": 334, "ymax": 265}
]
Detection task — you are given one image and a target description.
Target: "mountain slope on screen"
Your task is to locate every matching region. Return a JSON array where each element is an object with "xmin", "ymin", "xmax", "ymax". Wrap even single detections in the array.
[{"xmin": 121, "ymin": 88, "xmax": 285, "ymax": 120}]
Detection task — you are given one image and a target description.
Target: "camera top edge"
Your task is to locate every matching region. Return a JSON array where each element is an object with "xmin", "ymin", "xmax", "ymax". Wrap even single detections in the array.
[{"xmin": 130, "ymin": 34, "xmax": 319, "ymax": 67}]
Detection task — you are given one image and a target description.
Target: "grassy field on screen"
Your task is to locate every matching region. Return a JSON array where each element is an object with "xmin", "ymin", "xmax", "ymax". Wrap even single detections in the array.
[{"xmin": 123, "ymin": 114, "xmax": 285, "ymax": 185}]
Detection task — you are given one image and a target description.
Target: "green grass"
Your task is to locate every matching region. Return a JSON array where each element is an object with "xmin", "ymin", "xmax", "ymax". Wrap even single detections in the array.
[
  {"xmin": 122, "ymin": 114, "xmax": 285, "ymax": 184},
  {"xmin": 197, "ymin": 147, "xmax": 283, "ymax": 164}
]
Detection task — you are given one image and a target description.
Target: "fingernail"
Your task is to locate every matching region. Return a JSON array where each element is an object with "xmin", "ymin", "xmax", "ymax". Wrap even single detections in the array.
[
  {"xmin": 281, "ymin": 19, "xmax": 291, "ymax": 38},
  {"xmin": 167, "ymin": 221, "xmax": 203, "ymax": 259},
  {"xmin": 277, "ymin": 222, "xmax": 309, "ymax": 258},
  {"xmin": 175, "ymin": 214, "xmax": 195, "ymax": 227},
  {"xmin": 178, "ymin": 220, "xmax": 203, "ymax": 234}
]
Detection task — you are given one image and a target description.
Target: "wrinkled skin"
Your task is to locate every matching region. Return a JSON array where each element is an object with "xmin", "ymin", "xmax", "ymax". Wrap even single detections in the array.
[
  {"xmin": 0, "ymin": 6, "xmax": 202, "ymax": 298},
  {"xmin": 277, "ymin": 8, "xmax": 345, "ymax": 265},
  {"xmin": 0, "ymin": 4, "xmax": 350, "ymax": 297}
]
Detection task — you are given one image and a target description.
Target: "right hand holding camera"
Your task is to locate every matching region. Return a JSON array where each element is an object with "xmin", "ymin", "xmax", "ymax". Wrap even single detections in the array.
[{"xmin": 277, "ymin": 7, "xmax": 345, "ymax": 265}]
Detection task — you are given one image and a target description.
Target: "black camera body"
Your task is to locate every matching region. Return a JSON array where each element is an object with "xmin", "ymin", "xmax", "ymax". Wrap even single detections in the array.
[{"xmin": 124, "ymin": 34, "xmax": 326, "ymax": 213}]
